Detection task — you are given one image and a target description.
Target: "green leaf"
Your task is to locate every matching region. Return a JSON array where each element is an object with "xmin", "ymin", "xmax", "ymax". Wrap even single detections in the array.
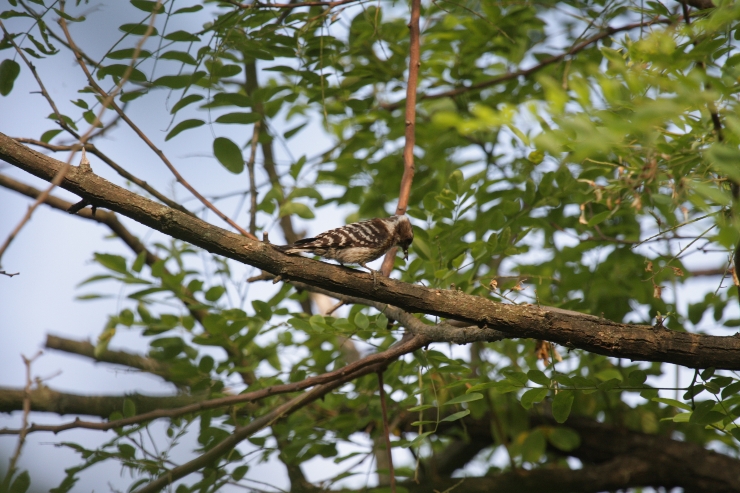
[
  {"xmin": 252, "ymin": 300, "xmax": 272, "ymax": 319},
  {"xmin": 130, "ymin": 0, "xmax": 164, "ymax": 13},
  {"xmin": 213, "ymin": 137, "xmax": 244, "ymax": 174},
  {"xmin": 587, "ymin": 210, "xmax": 612, "ymax": 227},
  {"xmin": 122, "ymin": 398, "xmax": 136, "ymax": 418},
  {"xmin": 153, "ymin": 74, "xmax": 201, "ymax": 89},
  {"xmin": 119, "ymin": 23, "xmax": 158, "ymax": 36},
  {"xmin": 721, "ymin": 381, "xmax": 740, "ymax": 399},
  {"xmin": 652, "ymin": 397, "xmax": 692, "ymax": 411},
  {"xmin": 444, "ymin": 393, "xmax": 483, "ymax": 405},
  {"xmin": 40, "ymin": 129, "xmax": 62, "ymax": 143},
  {"xmin": 52, "ymin": 8, "xmax": 84, "ymax": 21},
  {"xmin": 215, "ymin": 112, "xmax": 261, "ymax": 124},
  {"xmin": 547, "ymin": 427, "xmax": 581, "ymax": 451},
  {"xmin": 0, "ymin": 59, "xmax": 21, "ymax": 96},
  {"xmin": 440, "ymin": 409, "xmax": 470, "ymax": 422},
  {"xmin": 164, "ymin": 30, "xmax": 200, "ymax": 42},
  {"xmin": 9, "ymin": 470, "xmax": 30, "ymax": 493},
  {"xmin": 279, "ymin": 201, "xmax": 315, "ymax": 219},
  {"xmin": 627, "ymin": 370, "xmax": 647, "ymax": 386},
  {"xmin": 521, "ymin": 430, "xmax": 546, "ymax": 462},
  {"xmin": 527, "ymin": 370, "xmax": 550, "ymax": 386},
  {"xmin": 520, "ymin": 388, "xmax": 548, "ymax": 409},
  {"xmin": 199, "ymin": 355, "xmax": 214, "ymax": 373},
  {"xmin": 173, "ymin": 5, "xmax": 203, "ymax": 14},
  {"xmin": 354, "ymin": 311, "xmax": 369, "ymax": 329},
  {"xmin": 165, "ymin": 119, "xmax": 204, "ymax": 141},
  {"xmin": 94, "ymin": 253, "xmax": 128, "ymax": 274},
  {"xmin": 552, "ymin": 391, "xmax": 574, "ymax": 423},
  {"xmin": 171, "ymin": 94, "xmax": 203, "ymax": 114},
  {"xmin": 407, "ymin": 404, "xmax": 435, "ymax": 412},
  {"xmin": 107, "ymin": 48, "xmax": 151, "ymax": 60},
  {"xmin": 205, "ymin": 286, "xmax": 226, "ymax": 302},
  {"xmin": 131, "ymin": 251, "xmax": 146, "ymax": 273},
  {"xmin": 160, "ymin": 50, "xmax": 197, "ymax": 65}
]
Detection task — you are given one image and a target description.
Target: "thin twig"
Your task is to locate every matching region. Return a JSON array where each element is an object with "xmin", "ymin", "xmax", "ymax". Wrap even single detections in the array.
[
  {"xmin": 0, "ymin": 0, "xmax": 161, "ymax": 265},
  {"xmin": 0, "ymin": 334, "xmax": 427, "ymax": 436},
  {"xmin": 1, "ymin": 351, "xmax": 41, "ymax": 491},
  {"xmin": 12, "ymin": 138, "xmax": 194, "ymax": 216},
  {"xmin": 0, "ymin": 20, "xmax": 78, "ymax": 138},
  {"xmin": 247, "ymin": 122, "xmax": 261, "ymax": 236},
  {"xmin": 132, "ymin": 335, "xmax": 424, "ymax": 493},
  {"xmin": 58, "ymin": 14, "xmax": 258, "ymax": 240},
  {"xmin": 377, "ymin": 370, "xmax": 397, "ymax": 492}
]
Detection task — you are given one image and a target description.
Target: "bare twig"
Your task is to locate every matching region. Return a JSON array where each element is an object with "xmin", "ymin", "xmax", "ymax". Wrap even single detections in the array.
[
  {"xmin": 0, "ymin": 0, "xmax": 160, "ymax": 265},
  {"xmin": 0, "ymin": 270, "xmax": 20, "ymax": 277},
  {"xmin": 378, "ymin": 370, "xmax": 397, "ymax": 492},
  {"xmin": 58, "ymin": 13, "xmax": 258, "ymax": 240},
  {"xmin": 1, "ymin": 351, "xmax": 41, "ymax": 491},
  {"xmin": 132, "ymin": 335, "xmax": 425, "ymax": 493},
  {"xmin": 0, "ymin": 334, "xmax": 427, "ymax": 436},
  {"xmin": 247, "ymin": 122, "xmax": 261, "ymax": 236},
  {"xmin": 13, "ymin": 138, "xmax": 194, "ymax": 216},
  {"xmin": 0, "ymin": 20, "xmax": 78, "ymax": 139}
]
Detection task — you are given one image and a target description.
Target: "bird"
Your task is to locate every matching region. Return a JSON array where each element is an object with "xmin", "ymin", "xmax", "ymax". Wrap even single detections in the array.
[{"xmin": 275, "ymin": 215, "xmax": 414, "ymax": 286}]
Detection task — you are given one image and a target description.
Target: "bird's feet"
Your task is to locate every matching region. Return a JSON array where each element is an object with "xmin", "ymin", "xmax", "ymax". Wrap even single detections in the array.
[{"xmin": 359, "ymin": 263, "xmax": 379, "ymax": 288}]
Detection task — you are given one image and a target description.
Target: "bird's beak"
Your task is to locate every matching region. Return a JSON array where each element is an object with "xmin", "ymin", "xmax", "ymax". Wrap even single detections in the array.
[{"xmin": 403, "ymin": 248, "xmax": 409, "ymax": 261}]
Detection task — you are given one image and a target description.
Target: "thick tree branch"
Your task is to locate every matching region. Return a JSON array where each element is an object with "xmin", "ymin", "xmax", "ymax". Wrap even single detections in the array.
[
  {"xmin": 0, "ymin": 386, "xmax": 204, "ymax": 418},
  {"xmin": 44, "ymin": 335, "xmax": 199, "ymax": 387},
  {"xmin": 3, "ymin": 133, "xmax": 740, "ymax": 370}
]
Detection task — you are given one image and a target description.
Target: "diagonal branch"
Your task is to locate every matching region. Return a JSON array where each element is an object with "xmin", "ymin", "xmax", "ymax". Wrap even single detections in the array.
[
  {"xmin": 0, "ymin": 332, "xmax": 425, "ymax": 435},
  {"xmin": 132, "ymin": 334, "xmax": 424, "ymax": 493},
  {"xmin": 3, "ymin": 133, "xmax": 740, "ymax": 370}
]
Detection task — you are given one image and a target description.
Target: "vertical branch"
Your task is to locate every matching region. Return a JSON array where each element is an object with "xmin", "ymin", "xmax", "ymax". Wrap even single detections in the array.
[
  {"xmin": 380, "ymin": 0, "xmax": 421, "ymax": 277},
  {"xmin": 247, "ymin": 122, "xmax": 261, "ymax": 237},
  {"xmin": 377, "ymin": 370, "xmax": 397, "ymax": 492},
  {"xmin": 244, "ymin": 59, "xmax": 312, "ymax": 314},
  {"xmin": 244, "ymin": 61, "xmax": 301, "ymax": 245}
]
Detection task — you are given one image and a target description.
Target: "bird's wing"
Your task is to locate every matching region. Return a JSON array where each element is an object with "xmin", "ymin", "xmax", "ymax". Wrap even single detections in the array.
[{"xmin": 292, "ymin": 219, "xmax": 390, "ymax": 251}]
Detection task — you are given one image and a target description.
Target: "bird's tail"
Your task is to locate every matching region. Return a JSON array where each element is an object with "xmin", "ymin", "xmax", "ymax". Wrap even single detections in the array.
[{"xmin": 274, "ymin": 238, "xmax": 317, "ymax": 255}]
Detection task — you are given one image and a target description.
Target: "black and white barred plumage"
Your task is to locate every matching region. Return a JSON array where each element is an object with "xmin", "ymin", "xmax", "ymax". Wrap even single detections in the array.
[{"xmin": 276, "ymin": 215, "xmax": 414, "ymax": 281}]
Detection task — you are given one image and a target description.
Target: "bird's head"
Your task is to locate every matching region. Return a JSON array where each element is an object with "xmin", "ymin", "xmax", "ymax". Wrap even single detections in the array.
[{"xmin": 394, "ymin": 215, "xmax": 414, "ymax": 260}]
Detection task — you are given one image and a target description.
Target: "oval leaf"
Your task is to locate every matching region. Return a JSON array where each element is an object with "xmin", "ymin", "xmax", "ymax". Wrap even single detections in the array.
[
  {"xmin": 215, "ymin": 112, "xmax": 261, "ymax": 124},
  {"xmin": 213, "ymin": 137, "xmax": 244, "ymax": 174},
  {"xmin": 440, "ymin": 409, "xmax": 470, "ymax": 422},
  {"xmin": 0, "ymin": 59, "xmax": 21, "ymax": 96},
  {"xmin": 552, "ymin": 391, "xmax": 574, "ymax": 423},
  {"xmin": 165, "ymin": 119, "xmax": 204, "ymax": 141},
  {"xmin": 444, "ymin": 393, "xmax": 483, "ymax": 406}
]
